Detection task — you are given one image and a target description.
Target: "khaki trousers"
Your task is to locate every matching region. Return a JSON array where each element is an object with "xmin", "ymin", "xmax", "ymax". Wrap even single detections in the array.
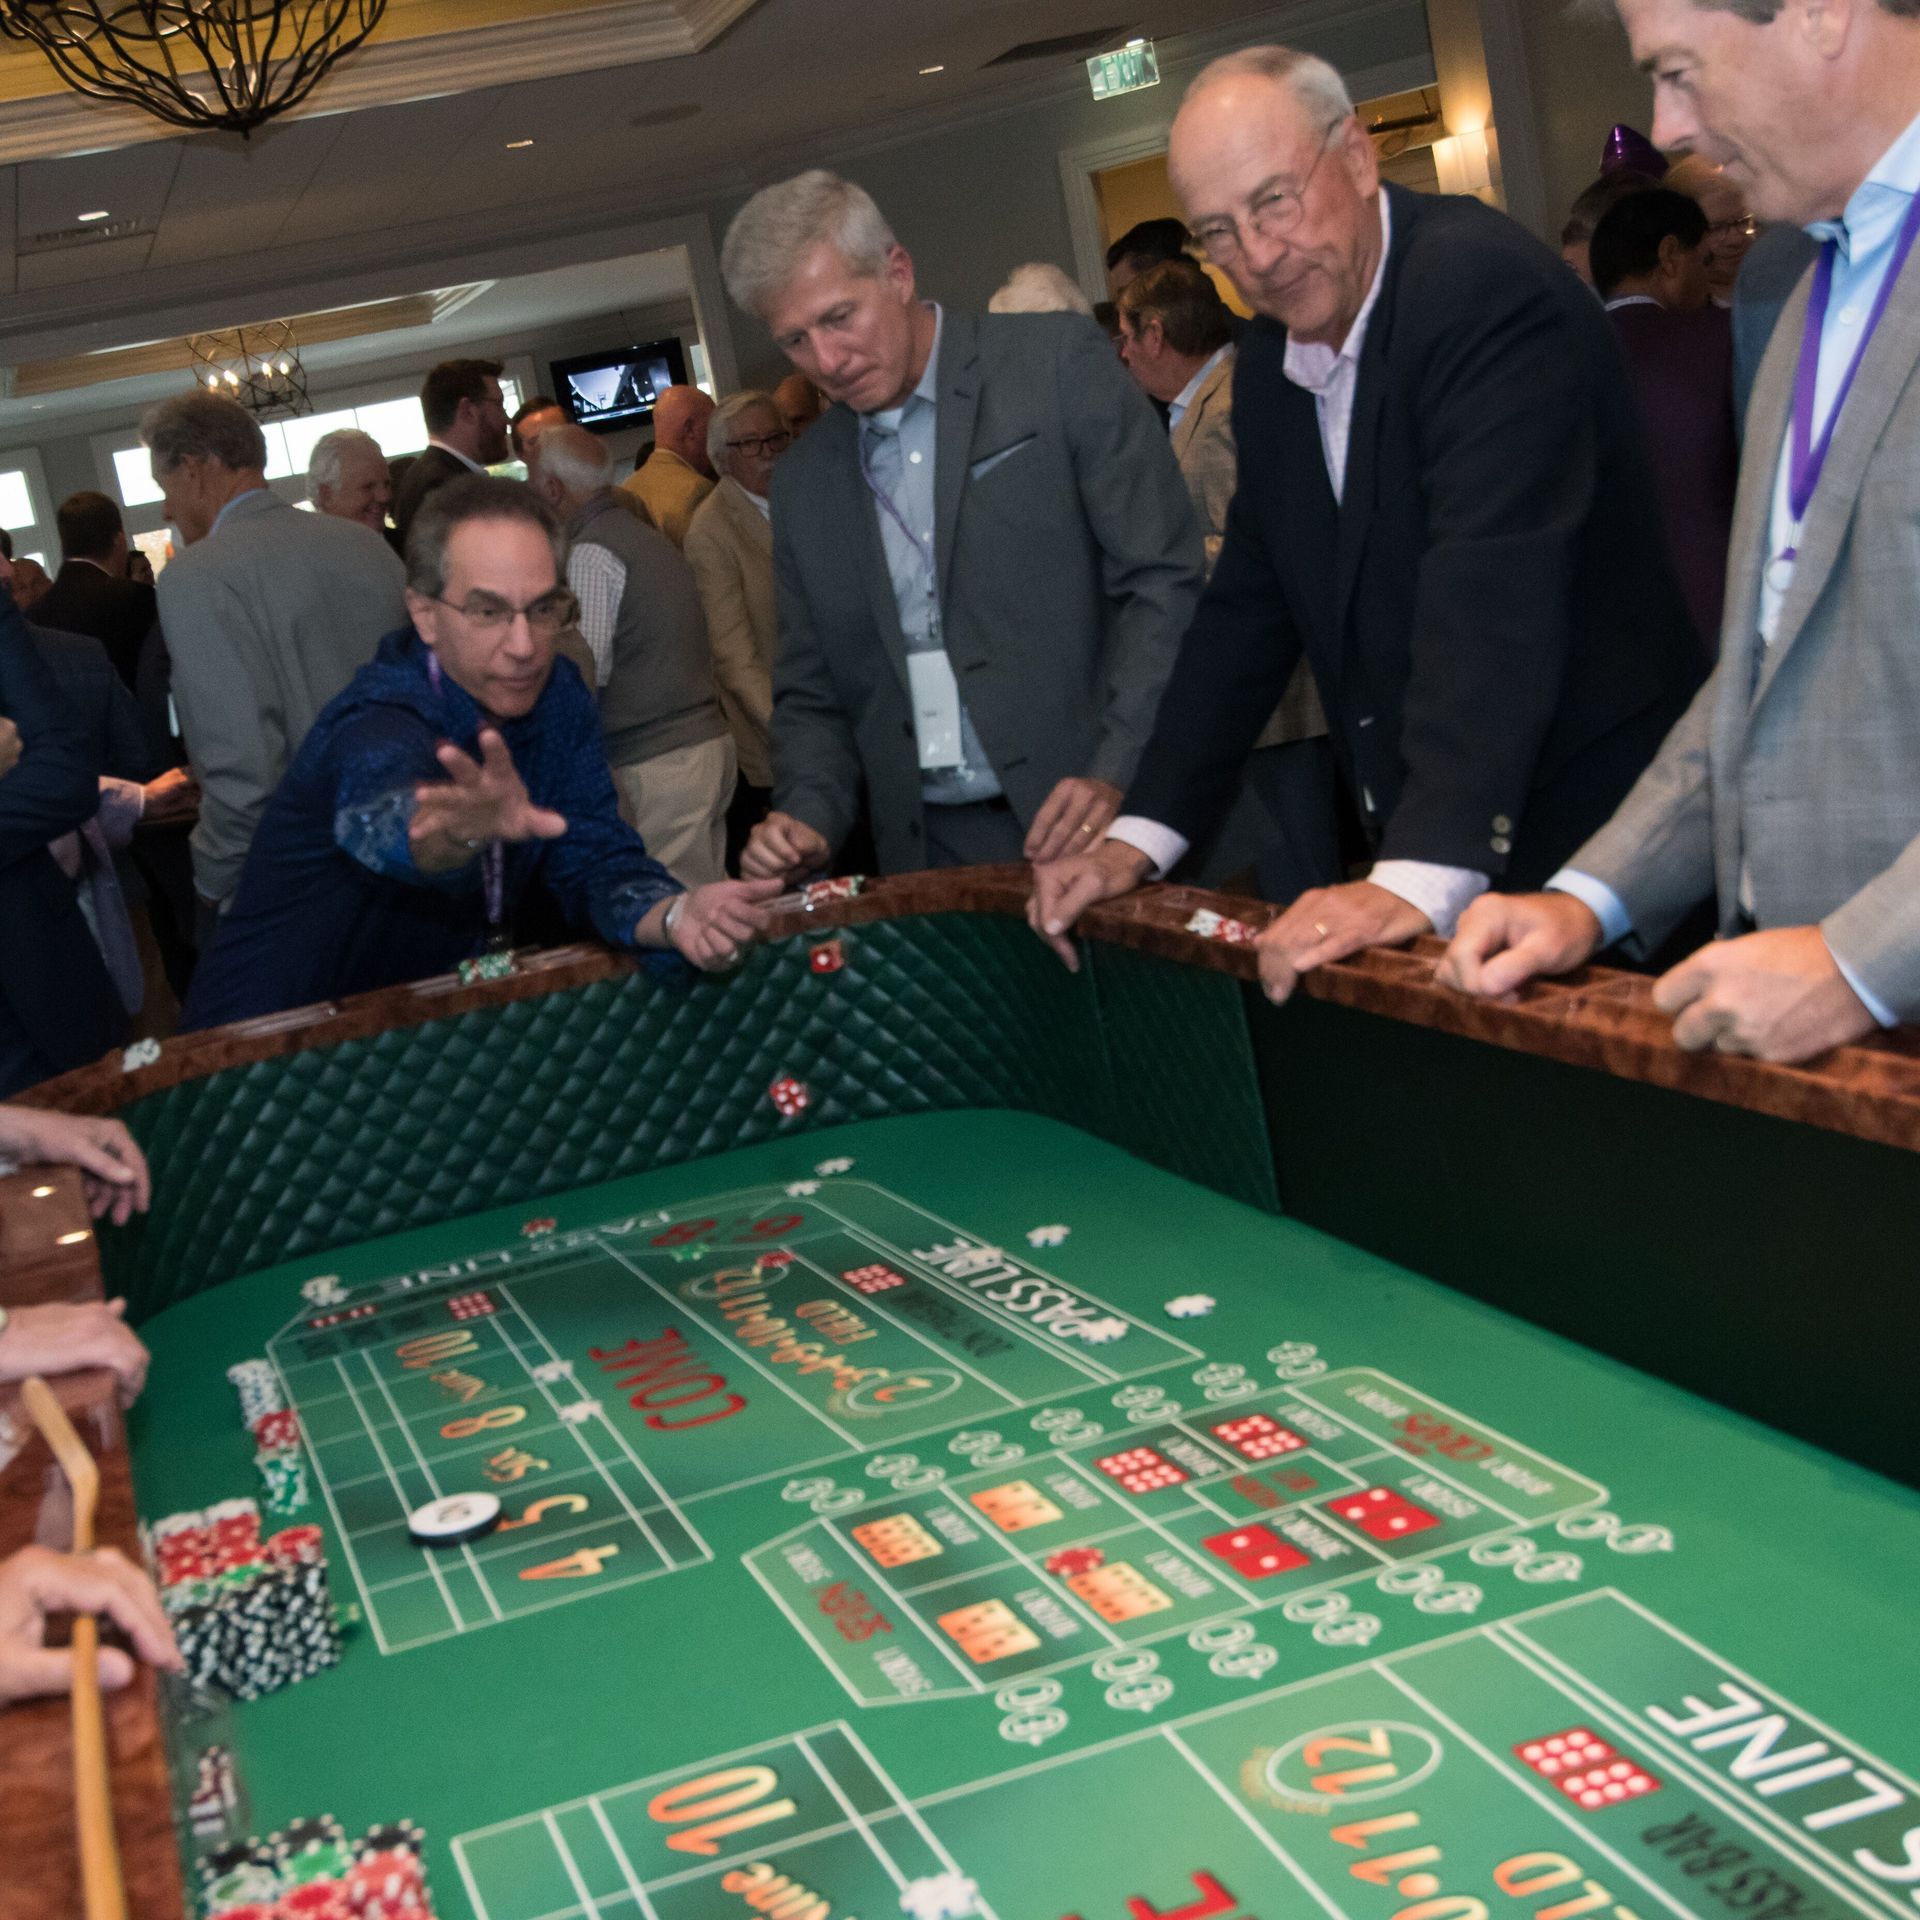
[{"xmin": 612, "ymin": 735, "xmax": 737, "ymax": 888}]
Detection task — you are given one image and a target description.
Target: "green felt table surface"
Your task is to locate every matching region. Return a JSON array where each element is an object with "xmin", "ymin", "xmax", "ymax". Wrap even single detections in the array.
[{"xmin": 129, "ymin": 1110, "xmax": 1920, "ymax": 1920}]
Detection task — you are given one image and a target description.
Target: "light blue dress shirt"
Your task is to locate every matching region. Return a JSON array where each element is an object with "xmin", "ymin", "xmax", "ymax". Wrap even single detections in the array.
[
  {"xmin": 859, "ymin": 308, "xmax": 1002, "ymax": 806},
  {"xmin": 1548, "ymin": 113, "xmax": 1920, "ymax": 1028}
]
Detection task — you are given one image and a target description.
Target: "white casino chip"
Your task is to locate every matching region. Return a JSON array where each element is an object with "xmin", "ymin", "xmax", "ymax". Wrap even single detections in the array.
[
  {"xmin": 406, "ymin": 1492, "xmax": 503, "ymax": 1546},
  {"xmin": 1026, "ymin": 1224, "xmax": 1070, "ymax": 1247},
  {"xmin": 899, "ymin": 1872, "xmax": 982, "ymax": 1920},
  {"xmin": 531, "ymin": 1359, "xmax": 573, "ymax": 1385},
  {"xmin": 1072, "ymin": 1316, "xmax": 1129, "ymax": 1346},
  {"xmin": 1164, "ymin": 1293, "xmax": 1217, "ymax": 1320},
  {"xmin": 558, "ymin": 1399, "xmax": 603, "ymax": 1425},
  {"xmin": 814, "ymin": 1156, "xmax": 855, "ymax": 1175},
  {"xmin": 300, "ymin": 1274, "xmax": 347, "ymax": 1307},
  {"xmin": 785, "ymin": 1179, "xmax": 822, "ymax": 1197}
]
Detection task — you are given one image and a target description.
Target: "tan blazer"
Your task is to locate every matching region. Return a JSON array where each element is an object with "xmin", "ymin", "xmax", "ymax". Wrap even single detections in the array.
[
  {"xmin": 683, "ymin": 477, "xmax": 777, "ymax": 787},
  {"xmin": 1571, "ymin": 244, "xmax": 1920, "ymax": 1018},
  {"xmin": 620, "ymin": 447, "xmax": 714, "ymax": 549},
  {"xmin": 1172, "ymin": 348, "xmax": 1325, "ymax": 750}
]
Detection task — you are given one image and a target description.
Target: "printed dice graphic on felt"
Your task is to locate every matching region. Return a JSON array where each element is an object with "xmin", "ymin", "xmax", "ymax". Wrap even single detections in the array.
[
  {"xmin": 852, "ymin": 1513, "xmax": 943, "ymax": 1570},
  {"xmin": 1517, "ymin": 1728, "xmax": 1663, "ymax": 1810},
  {"xmin": 1210, "ymin": 1412, "xmax": 1308, "ymax": 1461},
  {"xmin": 845, "ymin": 1263, "xmax": 906, "ymax": 1295},
  {"xmin": 938, "ymin": 1597, "xmax": 1041, "ymax": 1664},
  {"xmin": 969, "ymin": 1480, "xmax": 1063, "ymax": 1533},
  {"xmin": 1202, "ymin": 1524, "xmax": 1311, "ymax": 1580},
  {"xmin": 446, "ymin": 1292, "xmax": 495, "ymax": 1321},
  {"xmin": 1094, "ymin": 1445, "xmax": 1188, "ymax": 1494},
  {"xmin": 1329, "ymin": 1486, "xmax": 1441, "ymax": 1541},
  {"xmin": 768, "ymin": 1075, "xmax": 811, "ymax": 1118},
  {"xmin": 1067, "ymin": 1560, "xmax": 1173, "ymax": 1623},
  {"xmin": 1045, "ymin": 1546, "xmax": 1105, "ymax": 1578}
]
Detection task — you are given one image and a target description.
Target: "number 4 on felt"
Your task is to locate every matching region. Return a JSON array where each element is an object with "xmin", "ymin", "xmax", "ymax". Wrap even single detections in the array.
[{"xmin": 518, "ymin": 1544, "xmax": 620, "ymax": 1580}]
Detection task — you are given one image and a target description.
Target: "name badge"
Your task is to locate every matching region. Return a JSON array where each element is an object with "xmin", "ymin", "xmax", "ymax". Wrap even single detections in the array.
[{"xmin": 907, "ymin": 650, "xmax": 965, "ymax": 770}]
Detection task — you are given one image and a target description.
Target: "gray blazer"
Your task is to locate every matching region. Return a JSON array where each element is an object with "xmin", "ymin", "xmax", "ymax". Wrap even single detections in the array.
[
  {"xmin": 158, "ymin": 488, "xmax": 406, "ymax": 902},
  {"xmin": 1570, "ymin": 242, "xmax": 1920, "ymax": 1019},
  {"xmin": 768, "ymin": 309, "xmax": 1205, "ymax": 872}
]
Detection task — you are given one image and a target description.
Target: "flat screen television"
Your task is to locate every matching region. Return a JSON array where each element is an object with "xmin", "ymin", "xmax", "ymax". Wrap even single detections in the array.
[{"xmin": 551, "ymin": 337, "xmax": 691, "ymax": 434}]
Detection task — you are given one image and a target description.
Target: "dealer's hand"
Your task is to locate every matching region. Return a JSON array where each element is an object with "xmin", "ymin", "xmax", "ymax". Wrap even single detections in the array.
[
  {"xmin": 1027, "ymin": 840, "xmax": 1152, "ymax": 971},
  {"xmin": 739, "ymin": 811, "xmax": 830, "ymax": 885},
  {"xmin": 1438, "ymin": 891, "xmax": 1606, "ymax": 1001},
  {"xmin": 410, "ymin": 730, "xmax": 566, "ymax": 870},
  {"xmin": 0, "ymin": 1300, "xmax": 149, "ymax": 1407},
  {"xmin": 1254, "ymin": 881, "xmax": 1430, "ymax": 1006},
  {"xmin": 1653, "ymin": 926, "xmax": 1882, "ymax": 1064},
  {"xmin": 0, "ymin": 715, "xmax": 19, "ymax": 782},
  {"xmin": 0, "ymin": 1546, "xmax": 182, "ymax": 1709},
  {"xmin": 640, "ymin": 878, "xmax": 786, "ymax": 971},
  {"xmin": 1023, "ymin": 777, "xmax": 1124, "ymax": 866},
  {"xmin": 0, "ymin": 1107, "xmax": 150, "ymax": 1224}
]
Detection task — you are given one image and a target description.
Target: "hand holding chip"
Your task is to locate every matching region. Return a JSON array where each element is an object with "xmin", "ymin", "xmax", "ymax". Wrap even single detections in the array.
[
  {"xmin": 654, "ymin": 877, "xmax": 787, "ymax": 972},
  {"xmin": 740, "ymin": 810, "xmax": 831, "ymax": 884}
]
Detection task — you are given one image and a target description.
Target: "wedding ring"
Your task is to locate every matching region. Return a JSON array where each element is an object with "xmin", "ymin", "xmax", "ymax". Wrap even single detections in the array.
[
  {"xmin": 1078, "ymin": 821, "xmax": 1097, "ymax": 836},
  {"xmin": 1313, "ymin": 921, "xmax": 1330, "ymax": 938}
]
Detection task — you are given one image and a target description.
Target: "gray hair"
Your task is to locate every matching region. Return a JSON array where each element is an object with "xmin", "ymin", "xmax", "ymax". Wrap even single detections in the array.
[
  {"xmin": 721, "ymin": 170, "xmax": 896, "ymax": 316},
  {"xmin": 306, "ymin": 427, "xmax": 385, "ymax": 502},
  {"xmin": 706, "ymin": 390, "xmax": 782, "ymax": 468},
  {"xmin": 988, "ymin": 263, "xmax": 1095, "ymax": 317},
  {"xmin": 404, "ymin": 474, "xmax": 566, "ymax": 600},
  {"xmin": 527, "ymin": 424, "xmax": 614, "ymax": 497},
  {"xmin": 141, "ymin": 390, "xmax": 268, "ymax": 475},
  {"xmin": 1571, "ymin": 0, "xmax": 1919, "ymax": 15},
  {"xmin": 1184, "ymin": 45, "xmax": 1356, "ymax": 129}
]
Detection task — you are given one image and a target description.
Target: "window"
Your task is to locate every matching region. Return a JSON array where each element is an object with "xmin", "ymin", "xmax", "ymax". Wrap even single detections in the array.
[{"xmin": 0, "ymin": 451, "xmax": 56, "ymax": 567}]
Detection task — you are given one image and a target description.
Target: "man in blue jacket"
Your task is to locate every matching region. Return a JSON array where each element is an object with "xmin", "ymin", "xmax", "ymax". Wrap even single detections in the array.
[{"xmin": 183, "ymin": 478, "xmax": 779, "ymax": 1029}]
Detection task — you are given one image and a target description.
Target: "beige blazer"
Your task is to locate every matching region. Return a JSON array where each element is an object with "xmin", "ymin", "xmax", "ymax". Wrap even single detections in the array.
[
  {"xmin": 683, "ymin": 477, "xmax": 777, "ymax": 788},
  {"xmin": 621, "ymin": 448, "xmax": 714, "ymax": 549},
  {"xmin": 1571, "ymin": 245, "xmax": 1920, "ymax": 1019},
  {"xmin": 1172, "ymin": 348, "xmax": 1325, "ymax": 750}
]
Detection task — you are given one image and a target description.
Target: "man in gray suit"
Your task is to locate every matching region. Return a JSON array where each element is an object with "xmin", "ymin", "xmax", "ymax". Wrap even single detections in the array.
[
  {"xmin": 1443, "ymin": 0, "xmax": 1920, "ymax": 1063},
  {"xmin": 721, "ymin": 170, "xmax": 1205, "ymax": 879},
  {"xmin": 145, "ymin": 392, "xmax": 406, "ymax": 920}
]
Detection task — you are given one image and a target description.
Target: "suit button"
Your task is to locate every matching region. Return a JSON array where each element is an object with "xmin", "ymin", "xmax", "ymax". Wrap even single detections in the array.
[
  {"xmin": 1490, "ymin": 835, "xmax": 1512, "ymax": 855},
  {"xmin": 1492, "ymin": 814, "xmax": 1512, "ymax": 834}
]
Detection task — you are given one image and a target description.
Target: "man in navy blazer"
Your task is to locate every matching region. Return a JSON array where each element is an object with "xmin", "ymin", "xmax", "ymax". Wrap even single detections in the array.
[
  {"xmin": 0, "ymin": 589, "xmax": 124, "ymax": 1096},
  {"xmin": 1032, "ymin": 47, "xmax": 1702, "ymax": 1000}
]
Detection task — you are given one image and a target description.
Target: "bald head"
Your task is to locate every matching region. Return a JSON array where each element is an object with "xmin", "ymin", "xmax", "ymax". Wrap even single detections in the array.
[
  {"xmin": 653, "ymin": 385, "xmax": 718, "ymax": 477},
  {"xmin": 774, "ymin": 371, "xmax": 825, "ymax": 437},
  {"xmin": 527, "ymin": 422, "xmax": 615, "ymax": 514},
  {"xmin": 1168, "ymin": 47, "xmax": 1380, "ymax": 349}
]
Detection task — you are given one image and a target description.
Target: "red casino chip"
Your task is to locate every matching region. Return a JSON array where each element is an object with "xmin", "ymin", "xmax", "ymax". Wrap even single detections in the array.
[
  {"xmin": 520, "ymin": 1217, "xmax": 557, "ymax": 1238},
  {"xmin": 1045, "ymin": 1546, "xmax": 1106, "ymax": 1578}
]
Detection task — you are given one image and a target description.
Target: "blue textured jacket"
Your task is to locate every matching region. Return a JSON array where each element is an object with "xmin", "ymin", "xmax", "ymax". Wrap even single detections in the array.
[{"xmin": 182, "ymin": 628, "xmax": 681, "ymax": 1029}]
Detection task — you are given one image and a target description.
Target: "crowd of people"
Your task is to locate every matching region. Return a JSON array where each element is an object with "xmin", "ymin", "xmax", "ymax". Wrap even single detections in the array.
[
  {"xmin": 2, "ymin": 9, "xmax": 1916, "ymax": 1095},
  {"xmin": 1, "ymin": 0, "xmax": 1919, "ymax": 1723}
]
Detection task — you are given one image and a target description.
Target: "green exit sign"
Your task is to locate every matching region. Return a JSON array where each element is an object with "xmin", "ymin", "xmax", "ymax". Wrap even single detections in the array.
[{"xmin": 1087, "ymin": 38, "xmax": 1159, "ymax": 100}]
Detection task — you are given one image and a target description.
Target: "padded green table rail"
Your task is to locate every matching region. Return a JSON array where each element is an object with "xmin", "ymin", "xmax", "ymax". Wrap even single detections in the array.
[{"xmin": 128, "ymin": 1109, "xmax": 1920, "ymax": 1920}]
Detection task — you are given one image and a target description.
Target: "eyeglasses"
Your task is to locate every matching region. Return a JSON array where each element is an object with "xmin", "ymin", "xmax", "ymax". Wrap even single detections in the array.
[
  {"xmin": 726, "ymin": 430, "xmax": 792, "ymax": 456},
  {"xmin": 1707, "ymin": 216, "xmax": 1759, "ymax": 243},
  {"xmin": 1190, "ymin": 122, "xmax": 1344, "ymax": 263},
  {"xmin": 430, "ymin": 589, "xmax": 579, "ymax": 636}
]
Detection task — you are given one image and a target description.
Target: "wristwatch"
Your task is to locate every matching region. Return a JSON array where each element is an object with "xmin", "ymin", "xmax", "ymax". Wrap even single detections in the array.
[{"xmin": 662, "ymin": 894, "xmax": 687, "ymax": 942}]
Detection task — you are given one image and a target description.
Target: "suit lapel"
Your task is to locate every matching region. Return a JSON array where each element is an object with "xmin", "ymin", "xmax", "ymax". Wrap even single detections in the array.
[
  {"xmin": 1754, "ymin": 238, "xmax": 1920, "ymax": 708},
  {"xmin": 1333, "ymin": 188, "xmax": 1405, "ymax": 633},
  {"xmin": 833, "ymin": 414, "xmax": 912, "ymax": 696},
  {"xmin": 933, "ymin": 309, "xmax": 981, "ymax": 608},
  {"xmin": 1169, "ymin": 352, "xmax": 1231, "ymax": 465}
]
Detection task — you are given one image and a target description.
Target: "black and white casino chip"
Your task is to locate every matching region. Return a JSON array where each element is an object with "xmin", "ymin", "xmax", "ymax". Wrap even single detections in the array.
[{"xmin": 406, "ymin": 1492, "xmax": 503, "ymax": 1546}]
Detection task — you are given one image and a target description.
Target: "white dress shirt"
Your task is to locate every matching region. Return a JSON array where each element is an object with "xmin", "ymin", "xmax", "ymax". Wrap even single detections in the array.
[
  {"xmin": 427, "ymin": 438, "xmax": 488, "ymax": 475},
  {"xmin": 567, "ymin": 544, "xmax": 625, "ymax": 690},
  {"xmin": 1167, "ymin": 345, "xmax": 1231, "ymax": 433},
  {"xmin": 1548, "ymin": 111, "xmax": 1920, "ymax": 1028}
]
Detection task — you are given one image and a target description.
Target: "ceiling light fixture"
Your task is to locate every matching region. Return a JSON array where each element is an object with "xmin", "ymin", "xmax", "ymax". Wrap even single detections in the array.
[
  {"xmin": 919, "ymin": 64, "xmax": 944, "ymax": 74},
  {"xmin": 186, "ymin": 319, "xmax": 311, "ymax": 419},
  {"xmin": 0, "ymin": 1, "xmax": 391, "ymax": 137},
  {"xmin": 505, "ymin": 138, "xmax": 533, "ymax": 149},
  {"xmin": 77, "ymin": 208, "xmax": 109, "ymax": 221}
]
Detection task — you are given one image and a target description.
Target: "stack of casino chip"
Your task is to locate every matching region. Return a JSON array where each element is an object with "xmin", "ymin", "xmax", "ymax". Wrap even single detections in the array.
[
  {"xmin": 148, "ymin": 1501, "xmax": 341, "ymax": 1701},
  {"xmin": 200, "ymin": 1818, "xmax": 435, "ymax": 1919},
  {"xmin": 229, "ymin": 1361, "xmax": 313, "ymax": 1518}
]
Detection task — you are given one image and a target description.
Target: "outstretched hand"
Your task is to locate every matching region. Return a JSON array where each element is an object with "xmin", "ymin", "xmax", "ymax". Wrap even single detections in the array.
[{"xmin": 410, "ymin": 730, "xmax": 567, "ymax": 866}]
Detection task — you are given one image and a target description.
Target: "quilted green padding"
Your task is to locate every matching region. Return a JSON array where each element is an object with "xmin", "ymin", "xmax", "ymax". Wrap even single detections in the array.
[{"xmin": 102, "ymin": 913, "xmax": 1275, "ymax": 1319}]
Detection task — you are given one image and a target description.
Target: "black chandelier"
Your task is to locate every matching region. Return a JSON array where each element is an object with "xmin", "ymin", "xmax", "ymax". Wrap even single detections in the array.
[
  {"xmin": 187, "ymin": 320, "xmax": 311, "ymax": 419},
  {"xmin": 0, "ymin": 1, "xmax": 389, "ymax": 137}
]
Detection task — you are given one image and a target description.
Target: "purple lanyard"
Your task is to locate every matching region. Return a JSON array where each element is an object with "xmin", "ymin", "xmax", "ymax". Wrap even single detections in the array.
[
  {"xmin": 859, "ymin": 429, "xmax": 938, "ymax": 595},
  {"xmin": 424, "ymin": 650, "xmax": 506, "ymax": 944},
  {"xmin": 1786, "ymin": 190, "xmax": 1920, "ymax": 545}
]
